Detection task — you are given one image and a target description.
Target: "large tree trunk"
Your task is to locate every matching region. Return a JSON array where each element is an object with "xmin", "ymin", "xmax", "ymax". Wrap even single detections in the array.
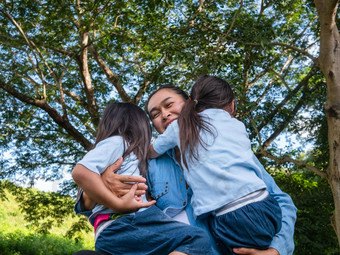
[{"xmin": 314, "ymin": 0, "xmax": 340, "ymax": 246}]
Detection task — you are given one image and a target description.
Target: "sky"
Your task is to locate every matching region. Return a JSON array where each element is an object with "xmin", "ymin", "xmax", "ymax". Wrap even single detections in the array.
[{"xmin": 34, "ymin": 173, "xmax": 72, "ymax": 192}]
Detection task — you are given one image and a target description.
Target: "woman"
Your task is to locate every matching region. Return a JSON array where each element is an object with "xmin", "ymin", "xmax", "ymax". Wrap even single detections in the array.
[{"xmin": 75, "ymin": 84, "xmax": 297, "ymax": 255}]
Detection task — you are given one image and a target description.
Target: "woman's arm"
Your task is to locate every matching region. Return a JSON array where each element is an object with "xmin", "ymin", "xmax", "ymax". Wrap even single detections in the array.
[{"xmin": 233, "ymin": 248, "xmax": 279, "ymax": 255}]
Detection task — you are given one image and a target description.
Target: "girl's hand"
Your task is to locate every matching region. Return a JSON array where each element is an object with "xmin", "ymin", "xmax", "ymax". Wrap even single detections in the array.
[
  {"xmin": 102, "ymin": 157, "xmax": 148, "ymax": 197},
  {"xmin": 117, "ymin": 183, "xmax": 156, "ymax": 213},
  {"xmin": 233, "ymin": 248, "xmax": 279, "ymax": 255}
]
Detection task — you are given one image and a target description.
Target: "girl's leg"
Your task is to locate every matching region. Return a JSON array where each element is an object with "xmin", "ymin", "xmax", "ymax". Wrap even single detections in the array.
[
  {"xmin": 96, "ymin": 206, "xmax": 213, "ymax": 255},
  {"xmin": 210, "ymin": 194, "xmax": 282, "ymax": 254},
  {"xmin": 73, "ymin": 251, "xmax": 107, "ymax": 255}
]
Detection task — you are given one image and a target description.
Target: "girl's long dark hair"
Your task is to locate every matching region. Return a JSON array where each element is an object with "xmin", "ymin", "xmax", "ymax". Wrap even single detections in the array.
[
  {"xmin": 94, "ymin": 102, "xmax": 151, "ymax": 176},
  {"xmin": 178, "ymin": 75, "xmax": 235, "ymax": 169}
]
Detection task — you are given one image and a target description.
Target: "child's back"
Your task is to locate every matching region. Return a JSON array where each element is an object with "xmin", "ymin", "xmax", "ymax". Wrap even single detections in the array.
[
  {"xmin": 77, "ymin": 135, "xmax": 148, "ymax": 224},
  {"xmin": 152, "ymin": 108, "xmax": 267, "ymax": 218},
  {"xmin": 150, "ymin": 75, "xmax": 282, "ymax": 254}
]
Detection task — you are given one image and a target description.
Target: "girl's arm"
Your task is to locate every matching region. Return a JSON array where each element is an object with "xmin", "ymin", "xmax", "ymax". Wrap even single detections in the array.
[
  {"xmin": 81, "ymin": 190, "xmax": 96, "ymax": 210},
  {"xmin": 149, "ymin": 144, "xmax": 161, "ymax": 158},
  {"xmin": 79, "ymin": 157, "xmax": 149, "ymax": 210},
  {"xmin": 72, "ymin": 164, "xmax": 155, "ymax": 214},
  {"xmin": 150, "ymin": 121, "xmax": 179, "ymax": 159}
]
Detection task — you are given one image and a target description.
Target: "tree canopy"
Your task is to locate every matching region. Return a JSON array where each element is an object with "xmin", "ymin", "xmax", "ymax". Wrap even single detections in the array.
[{"xmin": 1, "ymin": 0, "xmax": 339, "ymax": 252}]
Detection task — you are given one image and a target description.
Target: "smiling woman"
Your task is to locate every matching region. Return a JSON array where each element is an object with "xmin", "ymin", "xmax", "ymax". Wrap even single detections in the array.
[{"xmin": 146, "ymin": 85, "xmax": 188, "ymax": 134}]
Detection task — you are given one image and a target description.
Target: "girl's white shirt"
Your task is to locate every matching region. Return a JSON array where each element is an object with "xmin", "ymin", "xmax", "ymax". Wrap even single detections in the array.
[
  {"xmin": 152, "ymin": 109, "xmax": 267, "ymax": 218},
  {"xmin": 77, "ymin": 136, "xmax": 148, "ymax": 222}
]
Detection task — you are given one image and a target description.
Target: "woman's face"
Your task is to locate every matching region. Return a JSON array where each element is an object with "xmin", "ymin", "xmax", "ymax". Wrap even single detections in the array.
[{"xmin": 147, "ymin": 88, "xmax": 186, "ymax": 134}]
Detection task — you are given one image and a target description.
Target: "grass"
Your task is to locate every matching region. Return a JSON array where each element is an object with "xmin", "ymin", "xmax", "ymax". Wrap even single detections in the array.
[{"xmin": 0, "ymin": 188, "xmax": 95, "ymax": 255}]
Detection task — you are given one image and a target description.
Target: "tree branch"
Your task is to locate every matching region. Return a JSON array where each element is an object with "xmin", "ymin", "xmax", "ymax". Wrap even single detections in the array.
[
  {"xmin": 250, "ymin": 64, "xmax": 319, "ymax": 139},
  {"xmin": 2, "ymin": 8, "xmax": 73, "ymax": 119},
  {"xmin": 261, "ymin": 88, "xmax": 306, "ymax": 150},
  {"xmin": 247, "ymin": 41, "xmax": 318, "ymax": 62},
  {"xmin": 88, "ymin": 43, "xmax": 131, "ymax": 102},
  {"xmin": 0, "ymin": 78, "xmax": 93, "ymax": 150},
  {"xmin": 257, "ymin": 150, "xmax": 327, "ymax": 179},
  {"xmin": 226, "ymin": 0, "xmax": 243, "ymax": 37},
  {"xmin": 188, "ymin": 0, "xmax": 206, "ymax": 27},
  {"xmin": 261, "ymin": 79, "xmax": 323, "ymax": 151},
  {"xmin": 14, "ymin": 71, "xmax": 86, "ymax": 106},
  {"xmin": 78, "ymin": 32, "xmax": 100, "ymax": 126},
  {"xmin": 133, "ymin": 56, "xmax": 170, "ymax": 104},
  {"xmin": 241, "ymin": 55, "xmax": 294, "ymax": 119}
]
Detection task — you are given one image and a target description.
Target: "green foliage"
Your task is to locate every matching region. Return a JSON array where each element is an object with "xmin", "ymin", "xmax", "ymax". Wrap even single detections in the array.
[
  {"xmin": 272, "ymin": 170, "xmax": 339, "ymax": 255},
  {"xmin": 0, "ymin": 181, "xmax": 92, "ymax": 244},
  {"xmin": 0, "ymin": 0, "xmax": 339, "ymax": 251},
  {"xmin": 0, "ymin": 0, "xmax": 326, "ymax": 190},
  {"xmin": 0, "ymin": 231, "xmax": 88, "ymax": 255}
]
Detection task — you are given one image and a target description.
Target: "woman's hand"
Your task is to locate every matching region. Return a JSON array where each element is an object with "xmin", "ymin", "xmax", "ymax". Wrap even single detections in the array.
[
  {"xmin": 233, "ymin": 248, "xmax": 279, "ymax": 255},
  {"xmin": 102, "ymin": 157, "xmax": 148, "ymax": 197}
]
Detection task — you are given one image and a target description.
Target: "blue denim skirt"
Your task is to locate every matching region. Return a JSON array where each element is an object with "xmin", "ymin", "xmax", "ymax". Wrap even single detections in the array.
[
  {"xmin": 209, "ymin": 194, "xmax": 282, "ymax": 254},
  {"xmin": 95, "ymin": 205, "xmax": 213, "ymax": 255}
]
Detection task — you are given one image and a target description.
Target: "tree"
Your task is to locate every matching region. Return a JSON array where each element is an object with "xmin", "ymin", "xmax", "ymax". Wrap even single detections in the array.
[
  {"xmin": 0, "ymin": 0, "xmax": 339, "ymax": 251},
  {"xmin": 314, "ymin": 0, "xmax": 340, "ymax": 246},
  {"xmin": 272, "ymin": 169, "xmax": 337, "ymax": 254}
]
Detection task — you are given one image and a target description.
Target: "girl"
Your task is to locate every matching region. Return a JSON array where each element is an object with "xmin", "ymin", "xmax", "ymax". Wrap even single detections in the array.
[
  {"xmin": 150, "ymin": 76, "xmax": 283, "ymax": 254},
  {"xmin": 72, "ymin": 102, "xmax": 212, "ymax": 255}
]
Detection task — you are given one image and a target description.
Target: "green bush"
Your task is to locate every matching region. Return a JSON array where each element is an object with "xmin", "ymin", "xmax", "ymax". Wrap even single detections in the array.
[
  {"xmin": 273, "ymin": 171, "xmax": 339, "ymax": 255},
  {"xmin": 0, "ymin": 181, "xmax": 94, "ymax": 254},
  {"xmin": 0, "ymin": 231, "xmax": 88, "ymax": 255}
]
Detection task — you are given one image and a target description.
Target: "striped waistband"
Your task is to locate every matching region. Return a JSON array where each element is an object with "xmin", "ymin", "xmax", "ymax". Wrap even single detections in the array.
[
  {"xmin": 95, "ymin": 219, "xmax": 115, "ymax": 241},
  {"xmin": 215, "ymin": 189, "xmax": 269, "ymax": 216},
  {"xmin": 94, "ymin": 213, "xmax": 124, "ymax": 241}
]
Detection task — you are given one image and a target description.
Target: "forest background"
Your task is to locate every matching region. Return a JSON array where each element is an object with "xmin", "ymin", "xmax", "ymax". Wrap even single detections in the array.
[{"xmin": 0, "ymin": 0, "xmax": 340, "ymax": 254}]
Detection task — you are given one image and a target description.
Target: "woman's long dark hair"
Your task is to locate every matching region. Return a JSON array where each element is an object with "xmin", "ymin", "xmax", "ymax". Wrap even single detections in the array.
[
  {"xmin": 94, "ymin": 102, "xmax": 151, "ymax": 176},
  {"xmin": 178, "ymin": 75, "xmax": 235, "ymax": 169}
]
